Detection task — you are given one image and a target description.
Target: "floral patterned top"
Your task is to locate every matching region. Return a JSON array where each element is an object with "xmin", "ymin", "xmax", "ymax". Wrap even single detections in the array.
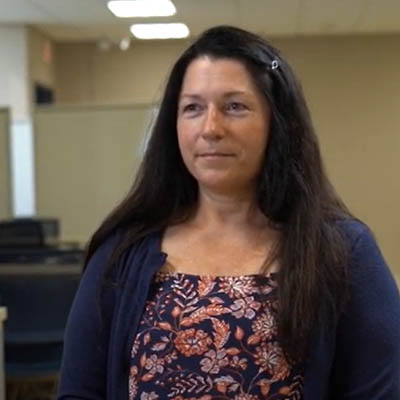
[{"xmin": 129, "ymin": 271, "xmax": 304, "ymax": 400}]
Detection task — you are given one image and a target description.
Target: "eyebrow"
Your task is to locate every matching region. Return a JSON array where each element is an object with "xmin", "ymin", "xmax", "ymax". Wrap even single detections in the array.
[{"xmin": 179, "ymin": 90, "xmax": 247, "ymax": 100}]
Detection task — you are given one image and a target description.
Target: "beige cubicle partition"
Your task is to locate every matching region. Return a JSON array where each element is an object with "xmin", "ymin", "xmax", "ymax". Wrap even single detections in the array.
[
  {"xmin": 34, "ymin": 104, "xmax": 154, "ymax": 245},
  {"xmin": 0, "ymin": 108, "xmax": 11, "ymax": 220}
]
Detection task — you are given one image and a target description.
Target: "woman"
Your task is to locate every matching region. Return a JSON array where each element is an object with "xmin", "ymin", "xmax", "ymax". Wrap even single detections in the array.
[{"xmin": 57, "ymin": 26, "xmax": 400, "ymax": 399}]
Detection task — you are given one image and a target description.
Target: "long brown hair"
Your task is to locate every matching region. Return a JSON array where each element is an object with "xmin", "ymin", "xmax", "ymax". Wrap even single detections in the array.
[{"xmin": 85, "ymin": 26, "xmax": 352, "ymax": 363}]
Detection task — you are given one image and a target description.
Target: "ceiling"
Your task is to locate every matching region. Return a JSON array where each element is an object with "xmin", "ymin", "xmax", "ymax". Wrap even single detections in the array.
[{"xmin": 1, "ymin": 0, "xmax": 400, "ymax": 42}]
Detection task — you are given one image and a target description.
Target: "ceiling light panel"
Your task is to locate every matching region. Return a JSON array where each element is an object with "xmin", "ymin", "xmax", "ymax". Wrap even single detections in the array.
[
  {"xmin": 130, "ymin": 23, "xmax": 189, "ymax": 39},
  {"xmin": 107, "ymin": 0, "xmax": 176, "ymax": 18}
]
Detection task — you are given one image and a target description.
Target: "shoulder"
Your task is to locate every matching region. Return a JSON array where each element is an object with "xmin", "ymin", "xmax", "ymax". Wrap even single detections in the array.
[
  {"xmin": 328, "ymin": 219, "xmax": 400, "ymax": 398},
  {"xmin": 334, "ymin": 219, "xmax": 400, "ymax": 344},
  {"xmin": 82, "ymin": 231, "xmax": 123, "ymax": 282},
  {"xmin": 84, "ymin": 229, "xmax": 161, "ymax": 275},
  {"xmin": 335, "ymin": 217, "xmax": 371, "ymax": 246},
  {"xmin": 336, "ymin": 218, "xmax": 385, "ymax": 271},
  {"xmin": 335, "ymin": 218, "xmax": 398, "ymax": 290}
]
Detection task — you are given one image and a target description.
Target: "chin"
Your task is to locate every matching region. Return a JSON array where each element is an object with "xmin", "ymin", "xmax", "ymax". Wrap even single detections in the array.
[
  {"xmin": 192, "ymin": 169, "xmax": 254, "ymax": 194},
  {"xmin": 196, "ymin": 172, "xmax": 232, "ymax": 188},
  {"xmin": 198, "ymin": 178, "xmax": 249, "ymax": 195}
]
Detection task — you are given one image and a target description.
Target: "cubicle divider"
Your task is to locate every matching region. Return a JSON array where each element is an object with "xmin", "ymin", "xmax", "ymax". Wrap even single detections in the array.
[
  {"xmin": 34, "ymin": 104, "xmax": 155, "ymax": 246},
  {"xmin": 0, "ymin": 108, "xmax": 11, "ymax": 220}
]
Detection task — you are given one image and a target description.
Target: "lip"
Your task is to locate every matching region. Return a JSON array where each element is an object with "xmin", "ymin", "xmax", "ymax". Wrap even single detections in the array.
[{"xmin": 198, "ymin": 152, "xmax": 234, "ymax": 158}]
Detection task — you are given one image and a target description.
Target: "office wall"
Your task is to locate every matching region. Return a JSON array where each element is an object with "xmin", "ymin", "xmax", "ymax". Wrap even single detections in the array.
[
  {"xmin": 0, "ymin": 108, "xmax": 11, "ymax": 220},
  {"xmin": 34, "ymin": 104, "xmax": 154, "ymax": 244},
  {"xmin": 276, "ymin": 35, "xmax": 400, "ymax": 283},
  {"xmin": 54, "ymin": 40, "xmax": 189, "ymax": 105},
  {"xmin": 28, "ymin": 27, "xmax": 56, "ymax": 95},
  {"xmin": 49, "ymin": 34, "xmax": 399, "ymax": 281}
]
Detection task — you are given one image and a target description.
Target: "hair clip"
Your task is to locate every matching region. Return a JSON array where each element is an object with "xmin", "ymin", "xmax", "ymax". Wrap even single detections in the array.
[{"xmin": 270, "ymin": 60, "xmax": 279, "ymax": 70}]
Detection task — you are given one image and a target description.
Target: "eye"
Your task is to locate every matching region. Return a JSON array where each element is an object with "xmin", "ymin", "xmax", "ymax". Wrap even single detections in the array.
[
  {"xmin": 182, "ymin": 103, "xmax": 202, "ymax": 113},
  {"xmin": 225, "ymin": 102, "xmax": 248, "ymax": 113}
]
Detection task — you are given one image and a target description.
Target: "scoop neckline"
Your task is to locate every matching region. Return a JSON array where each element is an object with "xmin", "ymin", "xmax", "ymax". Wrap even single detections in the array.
[{"xmin": 155, "ymin": 269, "xmax": 278, "ymax": 280}]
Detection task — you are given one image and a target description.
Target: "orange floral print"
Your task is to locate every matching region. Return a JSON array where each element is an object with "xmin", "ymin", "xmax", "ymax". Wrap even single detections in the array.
[
  {"xmin": 174, "ymin": 328, "xmax": 212, "ymax": 356},
  {"xmin": 200, "ymin": 349, "xmax": 229, "ymax": 373},
  {"xmin": 252, "ymin": 310, "xmax": 277, "ymax": 340},
  {"xmin": 129, "ymin": 272, "xmax": 303, "ymax": 399},
  {"xmin": 218, "ymin": 276, "xmax": 258, "ymax": 298},
  {"xmin": 254, "ymin": 342, "xmax": 290, "ymax": 381},
  {"xmin": 230, "ymin": 296, "xmax": 262, "ymax": 319}
]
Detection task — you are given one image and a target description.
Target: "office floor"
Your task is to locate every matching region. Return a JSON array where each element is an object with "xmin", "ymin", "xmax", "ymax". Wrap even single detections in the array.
[{"xmin": 6, "ymin": 376, "xmax": 57, "ymax": 400}]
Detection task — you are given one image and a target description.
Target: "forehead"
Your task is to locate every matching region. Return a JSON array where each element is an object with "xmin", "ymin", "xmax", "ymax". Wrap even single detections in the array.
[{"xmin": 180, "ymin": 56, "xmax": 259, "ymax": 94}]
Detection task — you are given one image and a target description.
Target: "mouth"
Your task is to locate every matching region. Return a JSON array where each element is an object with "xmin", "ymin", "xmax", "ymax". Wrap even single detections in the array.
[{"xmin": 198, "ymin": 152, "xmax": 234, "ymax": 159}]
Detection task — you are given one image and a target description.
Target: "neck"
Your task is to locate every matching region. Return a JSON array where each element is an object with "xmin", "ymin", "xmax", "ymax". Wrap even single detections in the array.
[{"xmin": 191, "ymin": 186, "xmax": 268, "ymax": 232}]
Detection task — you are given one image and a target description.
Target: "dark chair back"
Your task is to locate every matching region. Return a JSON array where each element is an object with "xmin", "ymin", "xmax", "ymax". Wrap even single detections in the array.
[{"xmin": 0, "ymin": 265, "xmax": 81, "ymax": 378}]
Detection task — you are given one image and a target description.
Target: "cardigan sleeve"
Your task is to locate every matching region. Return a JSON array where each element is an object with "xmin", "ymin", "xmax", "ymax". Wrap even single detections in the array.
[
  {"xmin": 57, "ymin": 237, "xmax": 118, "ymax": 400},
  {"xmin": 330, "ymin": 225, "xmax": 400, "ymax": 399}
]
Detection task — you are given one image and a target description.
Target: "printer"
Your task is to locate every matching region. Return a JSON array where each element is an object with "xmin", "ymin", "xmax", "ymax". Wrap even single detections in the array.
[{"xmin": 0, "ymin": 218, "xmax": 83, "ymax": 264}]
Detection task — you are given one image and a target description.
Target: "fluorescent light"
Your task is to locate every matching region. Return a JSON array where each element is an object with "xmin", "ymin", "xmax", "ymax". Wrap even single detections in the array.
[
  {"xmin": 130, "ymin": 23, "xmax": 189, "ymax": 39},
  {"xmin": 107, "ymin": 0, "xmax": 176, "ymax": 18},
  {"xmin": 119, "ymin": 37, "xmax": 131, "ymax": 51}
]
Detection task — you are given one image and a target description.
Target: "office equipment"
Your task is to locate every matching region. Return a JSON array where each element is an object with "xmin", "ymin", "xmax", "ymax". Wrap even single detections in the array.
[
  {"xmin": 0, "ymin": 218, "xmax": 59, "ymax": 247},
  {"xmin": 0, "ymin": 218, "xmax": 84, "ymax": 264}
]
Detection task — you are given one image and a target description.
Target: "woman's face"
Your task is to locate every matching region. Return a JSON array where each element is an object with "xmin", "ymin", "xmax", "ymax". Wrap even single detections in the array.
[{"xmin": 177, "ymin": 56, "xmax": 271, "ymax": 196}]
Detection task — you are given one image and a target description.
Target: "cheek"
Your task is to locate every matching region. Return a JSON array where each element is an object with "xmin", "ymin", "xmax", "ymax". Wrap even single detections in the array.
[
  {"xmin": 257, "ymin": 117, "xmax": 270, "ymax": 148},
  {"xmin": 244, "ymin": 120, "xmax": 269, "ymax": 153},
  {"xmin": 177, "ymin": 125, "xmax": 194, "ymax": 167},
  {"xmin": 244, "ymin": 123, "xmax": 269, "ymax": 171}
]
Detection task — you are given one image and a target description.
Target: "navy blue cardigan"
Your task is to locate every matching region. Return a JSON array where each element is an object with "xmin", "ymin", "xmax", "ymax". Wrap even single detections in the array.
[{"xmin": 57, "ymin": 220, "xmax": 400, "ymax": 399}]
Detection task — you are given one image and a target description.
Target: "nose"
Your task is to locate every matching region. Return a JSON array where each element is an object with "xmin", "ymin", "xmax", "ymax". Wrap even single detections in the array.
[{"xmin": 202, "ymin": 105, "xmax": 223, "ymax": 140}]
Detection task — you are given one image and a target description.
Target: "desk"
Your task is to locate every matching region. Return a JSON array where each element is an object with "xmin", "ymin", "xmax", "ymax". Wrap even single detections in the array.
[{"xmin": 0, "ymin": 264, "xmax": 82, "ymax": 275}]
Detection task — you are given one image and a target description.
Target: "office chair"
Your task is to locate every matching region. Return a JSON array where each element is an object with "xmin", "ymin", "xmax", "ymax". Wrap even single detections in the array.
[{"xmin": 0, "ymin": 266, "xmax": 81, "ymax": 399}]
